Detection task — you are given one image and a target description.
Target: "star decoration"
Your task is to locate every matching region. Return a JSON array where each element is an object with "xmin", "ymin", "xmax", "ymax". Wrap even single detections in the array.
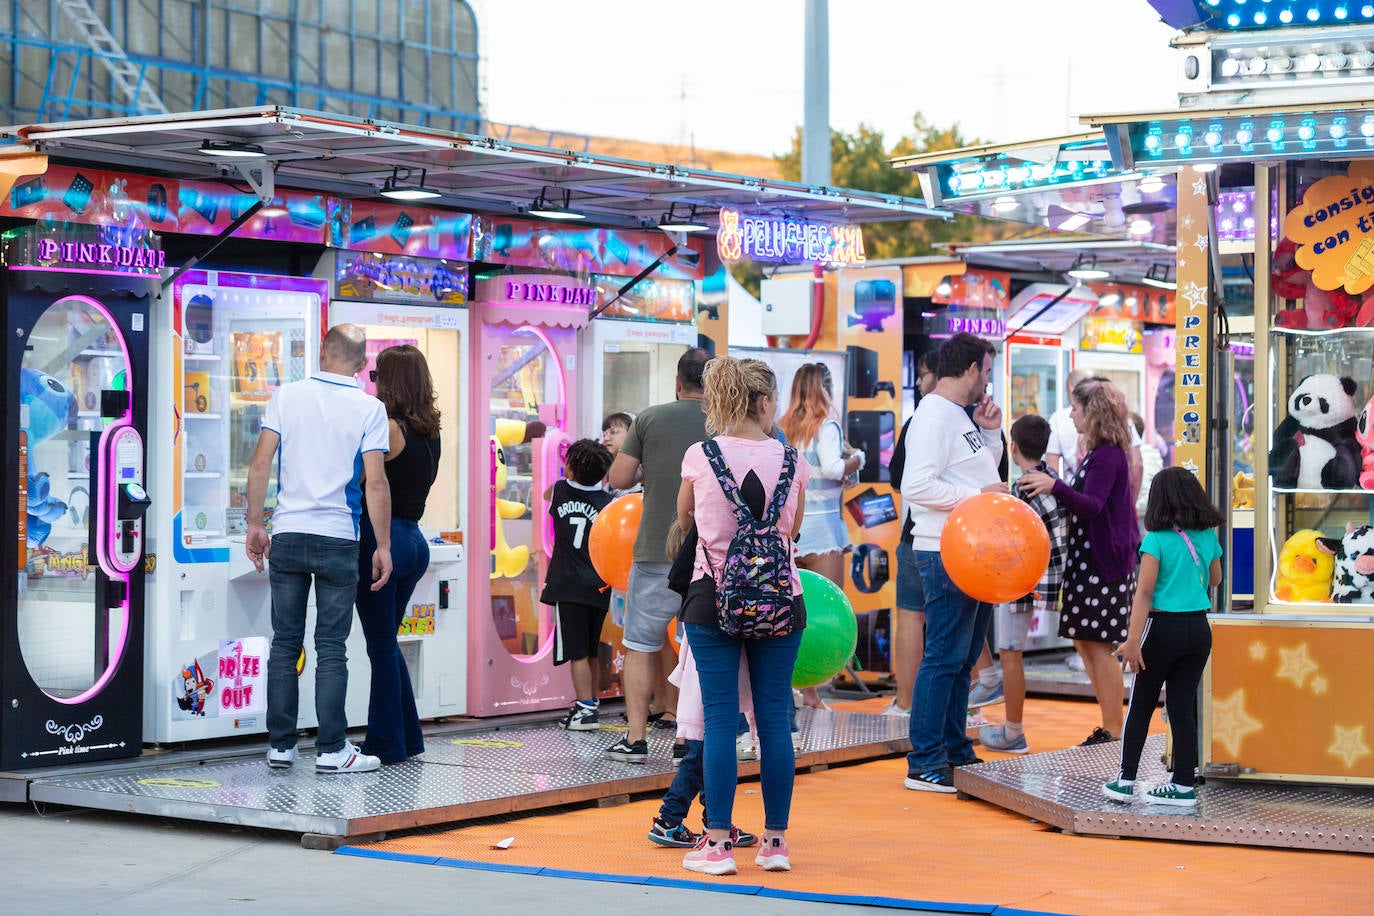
[
  {"xmin": 1192, "ymin": 177, "xmax": 1208, "ymax": 197},
  {"xmin": 1328, "ymin": 725, "xmax": 1371, "ymax": 769},
  {"xmin": 1276, "ymin": 643, "xmax": 1319, "ymax": 688},
  {"xmin": 1181, "ymin": 214, "xmax": 1194, "ymax": 230},
  {"xmin": 1192, "ymin": 232, "xmax": 1210, "ymax": 253},
  {"xmin": 1211, "ymin": 688, "xmax": 1263, "ymax": 758},
  {"xmin": 1181, "ymin": 281, "xmax": 1208, "ymax": 313},
  {"xmin": 1183, "ymin": 459, "xmax": 1199, "ymax": 474},
  {"xmin": 1178, "ymin": 257, "xmax": 1188, "ymax": 270},
  {"xmin": 1311, "ymin": 675, "xmax": 1329, "ymax": 695},
  {"xmin": 1249, "ymin": 641, "xmax": 1268, "ymax": 661},
  {"xmin": 612, "ymin": 650, "xmax": 625, "ymax": 675}
]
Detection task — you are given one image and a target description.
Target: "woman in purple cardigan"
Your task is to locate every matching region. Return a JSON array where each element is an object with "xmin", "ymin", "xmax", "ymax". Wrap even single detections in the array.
[{"xmin": 1020, "ymin": 377, "xmax": 1139, "ymax": 746}]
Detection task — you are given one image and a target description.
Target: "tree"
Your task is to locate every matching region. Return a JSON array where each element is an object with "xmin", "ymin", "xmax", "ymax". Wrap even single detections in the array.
[{"xmin": 730, "ymin": 114, "xmax": 1019, "ymax": 298}]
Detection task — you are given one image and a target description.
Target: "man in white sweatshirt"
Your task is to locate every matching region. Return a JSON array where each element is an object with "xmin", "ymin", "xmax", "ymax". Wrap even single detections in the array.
[{"xmin": 901, "ymin": 332, "xmax": 1007, "ymax": 794}]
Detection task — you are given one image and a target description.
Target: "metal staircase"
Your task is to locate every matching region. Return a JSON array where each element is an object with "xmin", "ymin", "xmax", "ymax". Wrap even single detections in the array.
[{"xmin": 55, "ymin": 0, "xmax": 170, "ymax": 115}]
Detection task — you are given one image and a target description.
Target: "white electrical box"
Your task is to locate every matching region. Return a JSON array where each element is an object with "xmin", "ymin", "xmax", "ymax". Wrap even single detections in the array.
[{"xmin": 759, "ymin": 278, "xmax": 814, "ymax": 336}]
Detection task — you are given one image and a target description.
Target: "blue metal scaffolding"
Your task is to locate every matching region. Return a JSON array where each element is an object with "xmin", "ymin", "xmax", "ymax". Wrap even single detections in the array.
[{"xmin": 0, "ymin": 0, "xmax": 481, "ymax": 129}]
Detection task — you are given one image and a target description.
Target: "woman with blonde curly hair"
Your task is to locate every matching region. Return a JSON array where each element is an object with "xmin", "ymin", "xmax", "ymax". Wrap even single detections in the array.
[
  {"xmin": 675, "ymin": 356, "xmax": 809, "ymax": 875},
  {"xmin": 1020, "ymin": 376, "xmax": 1139, "ymax": 747}
]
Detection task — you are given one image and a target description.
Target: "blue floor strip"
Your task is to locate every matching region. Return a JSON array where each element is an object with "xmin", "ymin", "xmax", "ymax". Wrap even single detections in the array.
[{"xmin": 337, "ymin": 845, "xmax": 1065, "ymax": 913}]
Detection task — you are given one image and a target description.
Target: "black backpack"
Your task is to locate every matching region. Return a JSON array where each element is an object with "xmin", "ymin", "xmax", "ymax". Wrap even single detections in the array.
[{"xmin": 700, "ymin": 439, "xmax": 798, "ymax": 639}]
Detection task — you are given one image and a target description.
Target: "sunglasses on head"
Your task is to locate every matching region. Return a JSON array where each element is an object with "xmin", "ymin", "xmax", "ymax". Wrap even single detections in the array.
[{"xmin": 368, "ymin": 369, "xmax": 378, "ymax": 383}]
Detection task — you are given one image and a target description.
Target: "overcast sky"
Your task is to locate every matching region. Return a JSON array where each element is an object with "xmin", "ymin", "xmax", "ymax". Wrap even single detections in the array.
[{"xmin": 476, "ymin": 0, "xmax": 1181, "ymax": 156}]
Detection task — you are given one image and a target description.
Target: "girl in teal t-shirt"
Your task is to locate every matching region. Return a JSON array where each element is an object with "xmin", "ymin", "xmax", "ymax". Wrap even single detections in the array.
[{"xmin": 1104, "ymin": 467, "xmax": 1224, "ymax": 809}]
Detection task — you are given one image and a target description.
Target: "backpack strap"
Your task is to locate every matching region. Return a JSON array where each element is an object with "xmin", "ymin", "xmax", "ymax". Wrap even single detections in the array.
[
  {"xmin": 701, "ymin": 438, "xmax": 756, "ymax": 526},
  {"xmin": 763, "ymin": 445, "xmax": 798, "ymax": 525}
]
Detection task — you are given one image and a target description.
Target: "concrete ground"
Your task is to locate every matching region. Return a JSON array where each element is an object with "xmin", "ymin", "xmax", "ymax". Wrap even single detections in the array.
[{"xmin": 1, "ymin": 800, "xmax": 942, "ymax": 915}]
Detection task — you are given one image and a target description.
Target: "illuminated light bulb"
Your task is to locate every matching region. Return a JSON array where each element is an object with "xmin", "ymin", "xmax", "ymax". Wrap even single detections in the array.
[
  {"xmin": 1254, "ymin": 11, "xmax": 1267, "ymax": 23},
  {"xmin": 1205, "ymin": 0, "xmax": 1219, "ymax": 5},
  {"xmin": 1226, "ymin": 12, "xmax": 1241, "ymax": 25},
  {"xmin": 1331, "ymin": 119, "xmax": 1349, "ymax": 140},
  {"xmin": 1233, "ymin": 199, "xmax": 1246, "ymax": 213},
  {"xmin": 1006, "ymin": 166, "xmax": 1030, "ymax": 184},
  {"xmin": 983, "ymin": 170, "xmax": 1006, "ymax": 188},
  {"xmin": 1030, "ymin": 164, "xmax": 1053, "ymax": 181},
  {"xmin": 1204, "ymin": 129, "xmax": 1223, "ymax": 148},
  {"xmin": 1353, "ymin": 50, "xmax": 1374, "ymax": 68},
  {"xmin": 1267, "ymin": 56, "xmax": 1293, "ymax": 72},
  {"xmin": 1337, "ymin": 5, "xmax": 1349, "ymax": 20},
  {"xmin": 948, "ymin": 175, "xmax": 963, "ymax": 193},
  {"xmin": 1280, "ymin": 8, "xmax": 1293, "ymax": 21},
  {"xmin": 1220, "ymin": 57, "xmax": 1242, "ymax": 78},
  {"xmin": 1296, "ymin": 53, "xmax": 1321, "ymax": 72},
  {"xmin": 1139, "ymin": 175, "xmax": 1165, "ymax": 193},
  {"xmin": 1308, "ymin": 7, "xmax": 1322, "ymax": 21},
  {"xmin": 1245, "ymin": 56, "xmax": 1268, "ymax": 75},
  {"xmin": 1362, "ymin": 118, "xmax": 1374, "ymax": 138},
  {"xmin": 1297, "ymin": 123, "xmax": 1317, "ymax": 142},
  {"xmin": 1221, "ymin": 218, "xmax": 1236, "ymax": 232},
  {"xmin": 993, "ymin": 196, "xmax": 1018, "ymax": 212},
  {"xmin": 1243, "ymin": 217, "xmax": 1255, "ymax": 230},
  {"xmin": 1322, "ymin": 52, "xmax": 1349, "ymax": 70},
  {"xmin": 1129, "ymin": 219, "xmax": 1153, "ymax": 236},
  {"xmin": 1174, "ymin": 131, "xmax": 1192, "ymax": 149},
  {"xmin": 1267, "ymin": 124, "xmax": 1285, "ymax": 144},
  {"xmin": 1235, "ymin": 127, "xmax": 1254, "ymax": 146},
  {"xmin": 1364, "ymin": 3, "xmax": 1374, "ymax": 16}
]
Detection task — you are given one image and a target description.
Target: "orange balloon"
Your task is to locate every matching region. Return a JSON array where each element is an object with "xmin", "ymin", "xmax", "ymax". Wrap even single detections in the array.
[
  {"xmin": 589, "ymin": 492, "xmax": 642, "ymax": 591},
  {"xmin": 939, "ymin": 492, "xmax": 1051, "ymax": 604}
]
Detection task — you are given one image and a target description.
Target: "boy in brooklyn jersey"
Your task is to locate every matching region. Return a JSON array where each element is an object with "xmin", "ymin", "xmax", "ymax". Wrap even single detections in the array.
[{"xmin": 541, "ymin": 438, "xmax": 616, "ymax": 730}]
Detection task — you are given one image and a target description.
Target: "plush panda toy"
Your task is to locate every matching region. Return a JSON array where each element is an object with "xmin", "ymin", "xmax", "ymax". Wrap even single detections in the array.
[
  {"xmin": 1317, "ymin": 524, "xmax": 1374, "ymax": 603},
  {"xmin": 1268, "ymin": 374, "xmax": 1361, "ymax": 490}
]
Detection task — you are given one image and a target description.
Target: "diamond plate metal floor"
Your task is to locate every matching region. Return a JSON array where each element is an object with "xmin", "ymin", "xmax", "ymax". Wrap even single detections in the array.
[
  {"xmin": 20, "ymin": 708, "xmax": 911, "ymax": 838},
  {"xmin": 953, "ymin": 735, "xmax": 1374, "ymax": 854}
]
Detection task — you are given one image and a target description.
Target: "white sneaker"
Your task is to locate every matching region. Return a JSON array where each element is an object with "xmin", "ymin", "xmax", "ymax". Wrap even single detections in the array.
[
  {"xmin": 736, "ymin": 733, "xmax": 758, "ymax": 761},
  {"xmin": 966, "ymin": 709, "xmax": 991, "ymax": 730},
  {"xmin": 267, "ymin": 746, "xmax": 298, "ymax": 769},
  {"xmin": 881, "ymin": 700, "xmax": 911, "ymax": 717},
  {"xmin": 1067, "ymin": 654, "xmax": 1086, "ymax": 672},
  {"xmin": 315, "ymin": 741, "xmax": 380, "ymax": 774}
]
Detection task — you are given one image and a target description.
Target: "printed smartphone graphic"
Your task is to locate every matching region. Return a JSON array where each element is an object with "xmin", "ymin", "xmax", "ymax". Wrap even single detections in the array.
[
  {"xmin": 10, "ymin": 176, "xmax": 46, "ymax": 209},
  {"xmin": 847, "ymin": 410, "xmax": 894, "ymax": 483},
  {"xmin": 351, "ymin": 215, "xmax": 379, "ymax": 243},
  {"xmin": 184, "ymin": 187, "xmax": 220, "ymax": 224},
  {"xmin": 62, "ymin": 173, "xmax": 95, "ymax": 214},
  {"xmin": 389, "ymin": 212, "xmax": 414, "ymax": 248},
  {"xmin": 844, "ymin": 488, "xmax": 898, "ymax": 528}
]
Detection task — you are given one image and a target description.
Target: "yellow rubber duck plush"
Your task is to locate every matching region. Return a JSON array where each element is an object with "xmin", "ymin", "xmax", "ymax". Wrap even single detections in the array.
[
  {"xmin": 489, "ymin": 418, "xmax": 545, "ymax": 579},
  {"xmin": 1274, "ymin": 529, "xmax": 1334, "ymax": 602}
]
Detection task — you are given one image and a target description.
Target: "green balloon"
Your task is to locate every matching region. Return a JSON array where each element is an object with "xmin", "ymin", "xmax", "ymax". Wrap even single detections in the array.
[{"xmin": 792, "ymin": 570, "xmax": 857, "ymax": 688}]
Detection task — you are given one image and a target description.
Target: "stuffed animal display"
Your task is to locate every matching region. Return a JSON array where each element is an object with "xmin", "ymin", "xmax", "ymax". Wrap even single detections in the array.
[
  {"xmin": 1317, "ymin": 523, "xmax": 1374, "ymax": 603},
  {"xmin": 1274, "ymin": 529, "xmax": 1335, "ymax": 602},
  {"xmin": 1268, "ymin": 374, "xmax": 1361, "ymax": 490},
  {"xmin": 489, "ymin": 417, "xmax": 547, "ymax": 580},
  {"xmin": 1357, "ymin": 396, "xmax": 1374, "ymax": 490},
  {"xmin": 1272, "ymin": 236, "xmax": 1362, "ymax": 330},
  {"xmin": 21, "ymin": 366, "xmax": 74, "ymax": 548}
]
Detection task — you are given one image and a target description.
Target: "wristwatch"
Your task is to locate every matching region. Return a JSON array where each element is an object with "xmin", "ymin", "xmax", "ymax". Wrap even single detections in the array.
[{"xmin": 850, "ymin": 543, "xmax": 890, "ymax": 593}]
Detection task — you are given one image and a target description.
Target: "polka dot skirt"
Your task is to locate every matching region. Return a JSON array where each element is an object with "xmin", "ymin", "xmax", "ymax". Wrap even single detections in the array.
[{"xmin": 1057, "ymin": 515, "xmax": 1137, "ymax": 645}]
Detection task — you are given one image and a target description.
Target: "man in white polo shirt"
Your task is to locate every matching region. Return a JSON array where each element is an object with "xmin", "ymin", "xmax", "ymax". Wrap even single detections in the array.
[{"xmin": 246, "ymin": 324, "xmax": 393, "ymax": 774}]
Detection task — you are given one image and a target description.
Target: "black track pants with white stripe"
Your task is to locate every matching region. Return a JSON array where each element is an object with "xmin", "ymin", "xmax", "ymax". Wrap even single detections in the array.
[{"xmin": 1118, "ymin": 611, "xmax": 1212, "ymax": 786}]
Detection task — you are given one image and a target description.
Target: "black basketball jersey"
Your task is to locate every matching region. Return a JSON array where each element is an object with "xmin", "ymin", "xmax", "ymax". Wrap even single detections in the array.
[{"xmin": 540, "ymin": 479, "xmax": 614, "ymax": 609}]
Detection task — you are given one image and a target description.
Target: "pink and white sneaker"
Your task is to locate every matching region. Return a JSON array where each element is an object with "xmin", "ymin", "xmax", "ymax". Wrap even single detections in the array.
[
  {"xmin": 754, "ymin": 834, "xmax": 791, "ymax": 871},
  {"xmin": 682, "ymin": 835, "xmax": 736, "ymax": 876}
]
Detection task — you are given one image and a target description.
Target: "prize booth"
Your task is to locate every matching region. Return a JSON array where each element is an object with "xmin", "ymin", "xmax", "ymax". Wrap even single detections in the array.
[{"xmin": 892, "ymin": 2, "xmax": 1374, "ymax": 851}]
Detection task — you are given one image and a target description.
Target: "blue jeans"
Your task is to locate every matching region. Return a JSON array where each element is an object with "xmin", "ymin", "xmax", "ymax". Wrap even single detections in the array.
[
  {"xmin": 267, "ymin": 533, "xmax": 360, "ymax": 754},
  {"xmin": 659, "ymin": 739, "xmax": 705, "ymax": 827},
  {"xmin": 687, "ymin": 623, "xmax": 802, "ymax": 833},
  {"xmin": 906, "ymin": 551, "xmax": 992, "ymax": 773},
  {"xmin": 355, "ymin": 516, "xmax": 429, "ymax": 764}
]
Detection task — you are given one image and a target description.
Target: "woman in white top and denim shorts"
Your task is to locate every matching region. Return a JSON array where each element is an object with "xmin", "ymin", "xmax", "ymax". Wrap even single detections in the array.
[{"xmin": 780, "ymin": 364, "xmax": 864, "ymax": 705}]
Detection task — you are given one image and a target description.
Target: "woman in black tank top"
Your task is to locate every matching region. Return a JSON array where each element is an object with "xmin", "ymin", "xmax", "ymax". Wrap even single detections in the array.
[{"xmin": 356, "ymin": 345, "xmax": 441, "ymax": 765}]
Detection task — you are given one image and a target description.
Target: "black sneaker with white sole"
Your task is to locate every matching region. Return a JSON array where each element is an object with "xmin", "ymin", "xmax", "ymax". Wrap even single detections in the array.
[
  {"xmin": 903, "ymin": 767, "xmax": 957, "ymax": 793},
  {"xmin": 559, "ymin": 702, "xmax": 599, "ymax": 731},
  {"xmin": 605, "ymin": 736, "xmax": 648, "ymax": 763}
]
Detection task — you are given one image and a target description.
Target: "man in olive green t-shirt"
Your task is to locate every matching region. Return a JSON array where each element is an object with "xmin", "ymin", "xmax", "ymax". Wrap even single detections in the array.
[{"xmin": 603, "ymin": 348, "xmax": 710, "ymax": 763}]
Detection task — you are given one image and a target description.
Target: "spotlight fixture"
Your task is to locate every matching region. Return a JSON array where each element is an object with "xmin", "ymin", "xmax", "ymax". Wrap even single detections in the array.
[
  {"xmin": 528, "ymin": 186, "xmax": 586, "ymax": 221},
  {"xmin": 1066, "ymin": 254, "xmax": 1110, "ymax": 280},
  {"xmin": 199, "ymin": 140, "xmax": 267, "ymax": 159},
  {"xmin": 1098, "ymin": 290, "xmax": 1123, "ymax": 308},
  {"xmin": 1142, "ymin": 263, "xmax": 1176, "ymax": 289},
  {"xmin": 380, "ymin": 166, "xmax": 440, "ymax": 201},
  {"xmin": 659, "ymin": 203, "xmax": 710, "ymax": 232},
  {"xmin": 934, "ymin": 278, "xmax": 953, "ymax": 297}
]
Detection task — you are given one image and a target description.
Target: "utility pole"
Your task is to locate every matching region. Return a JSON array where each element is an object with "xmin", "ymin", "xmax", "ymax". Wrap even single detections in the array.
[{"xmin": 802, "ymin": 0, "xmax": 830, "ymax": 186}]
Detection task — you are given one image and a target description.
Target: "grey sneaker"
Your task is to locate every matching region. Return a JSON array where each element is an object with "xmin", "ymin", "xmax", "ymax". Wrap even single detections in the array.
[
  {"xmin": 267, "ymin": 746, "xmax": 298, "ymax": 769},
  {"xmin": 978, "ymin": 724, "xmax": 1028, "ymax": 754},
  {"xmin": 1144, "ymin": 781, "xmax": 1197, "ymax": 808},
  {"xmin": 967, "ymin": 681, "xmax": 1005, "ymax": 708}
]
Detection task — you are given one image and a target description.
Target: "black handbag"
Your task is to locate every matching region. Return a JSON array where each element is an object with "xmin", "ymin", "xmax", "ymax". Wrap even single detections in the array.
[{"xmin": 667, "ymin": 524, "xmax": 698, "ymax": 598}]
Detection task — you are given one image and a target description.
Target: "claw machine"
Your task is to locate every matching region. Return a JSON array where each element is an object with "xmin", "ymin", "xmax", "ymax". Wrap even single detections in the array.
[
  {"xmin": 328, "ymin": 249, "xmax": 469, "ymax": 717},
  {"xmin": 467, "ymin": 274, "xmax": 588, "ymax": 715},
  {"xmin": 1, "ymin": 225, "xmax": 157, "ymax": 768},
  {"xmin": 581, "ymin": 276, "xmax": 697, "ymax": 425},
  {"xmin": 144, "ymin": 269, "xmax": 369, "ymax": 742}
]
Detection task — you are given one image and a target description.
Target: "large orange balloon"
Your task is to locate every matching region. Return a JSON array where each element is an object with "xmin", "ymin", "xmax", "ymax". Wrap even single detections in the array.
[
  {"xmin": 589, "ymin": 492, "xmax": 642, "ymax": 591},
  {"xmin": 939, "ymin": 492, "xmax": 1050, "ymax": 604}
]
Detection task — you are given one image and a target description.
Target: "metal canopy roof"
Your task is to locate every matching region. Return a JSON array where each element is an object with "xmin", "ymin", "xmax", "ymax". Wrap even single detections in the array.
[
  {"xmin": 0, "ymin": 106, "xmax": 947, "ymax": 232},
  {"xmin": 950, "ymin": 239, "xmax": 1178, "ymax": 287}
]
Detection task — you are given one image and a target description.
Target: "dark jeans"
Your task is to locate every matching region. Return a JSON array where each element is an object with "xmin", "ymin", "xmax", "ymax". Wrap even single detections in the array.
[
  {"xmin": 356, "ymin": 516, "xmax": 429, "ymax": 764},
  {"xmin": 687, "ymin": 622, "xmax": 802, "ymax": 833},
  {"xmin": 267, "ymin": 532, "xmax": 359, "ymax": 754},
  {"xmin": 1119, "ymin": 611, "xmax": 1212, "ymax": 787},
  {"xmin": 906, "ymin": 550, "xmax": 992, "ymax": 773},
  {"xmin": 659, "ymin": 739, "xmax": 705, "ymax": 827}
]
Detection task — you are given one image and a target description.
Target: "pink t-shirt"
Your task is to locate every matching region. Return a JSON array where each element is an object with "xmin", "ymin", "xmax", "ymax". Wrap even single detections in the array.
[{"xmin": 681, "ymin": 436, "xmax": 811, "ymax": 594}]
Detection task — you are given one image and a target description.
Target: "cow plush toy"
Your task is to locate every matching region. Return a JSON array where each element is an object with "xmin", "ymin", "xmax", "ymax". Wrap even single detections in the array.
[
  {"xmin": 1268, "ymin": 374, "xmax": 1361, "ymax": 490},
  {"xmin": 1318, "ymin": 524, "xmax": 1374, "ymax": 603}
]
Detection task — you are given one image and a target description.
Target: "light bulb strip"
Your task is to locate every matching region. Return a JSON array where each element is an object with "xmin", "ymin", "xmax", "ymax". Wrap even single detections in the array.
[{"xmin": 1127, "ymin": 108, "xmax": 1374, "ymax": 167}]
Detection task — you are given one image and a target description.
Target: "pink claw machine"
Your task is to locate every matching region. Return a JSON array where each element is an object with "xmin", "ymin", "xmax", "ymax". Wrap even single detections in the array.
[{"xmin": 466, "ymin": 274, "xmax": 589, "ymax": 715}]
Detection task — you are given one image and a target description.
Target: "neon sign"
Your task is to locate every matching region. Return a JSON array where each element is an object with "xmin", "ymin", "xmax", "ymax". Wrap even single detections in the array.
[
  {"xmin": 715, "ymin": 207, "xmax": 865, "ymax": 265},
  {"xmin": 947, "ymin": 316, "xmax": 1005, "ymax": 336},
  {"xmin": 35, "ymin": 238, "xmax": 165, "ymax": 272},
  {"xmin": 504, "ymin": 279, "xmax": 595, "ymax": 305}
]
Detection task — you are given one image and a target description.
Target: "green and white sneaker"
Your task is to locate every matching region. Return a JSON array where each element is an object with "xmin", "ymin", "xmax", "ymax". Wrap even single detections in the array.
[
  {"xmin": 1102, "ymin": 778, "xmax": 1135, "ymax": 803},
  {"xmin": 1144, "ymin": 781, "xmax": 1197, "ymax": 808}
]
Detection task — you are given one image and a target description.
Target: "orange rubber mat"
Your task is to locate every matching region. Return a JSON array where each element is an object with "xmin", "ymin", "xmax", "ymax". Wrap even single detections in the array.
[{"xmin": 352, "ymin": 697, "xmax": 1372, "ymax": 914}]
